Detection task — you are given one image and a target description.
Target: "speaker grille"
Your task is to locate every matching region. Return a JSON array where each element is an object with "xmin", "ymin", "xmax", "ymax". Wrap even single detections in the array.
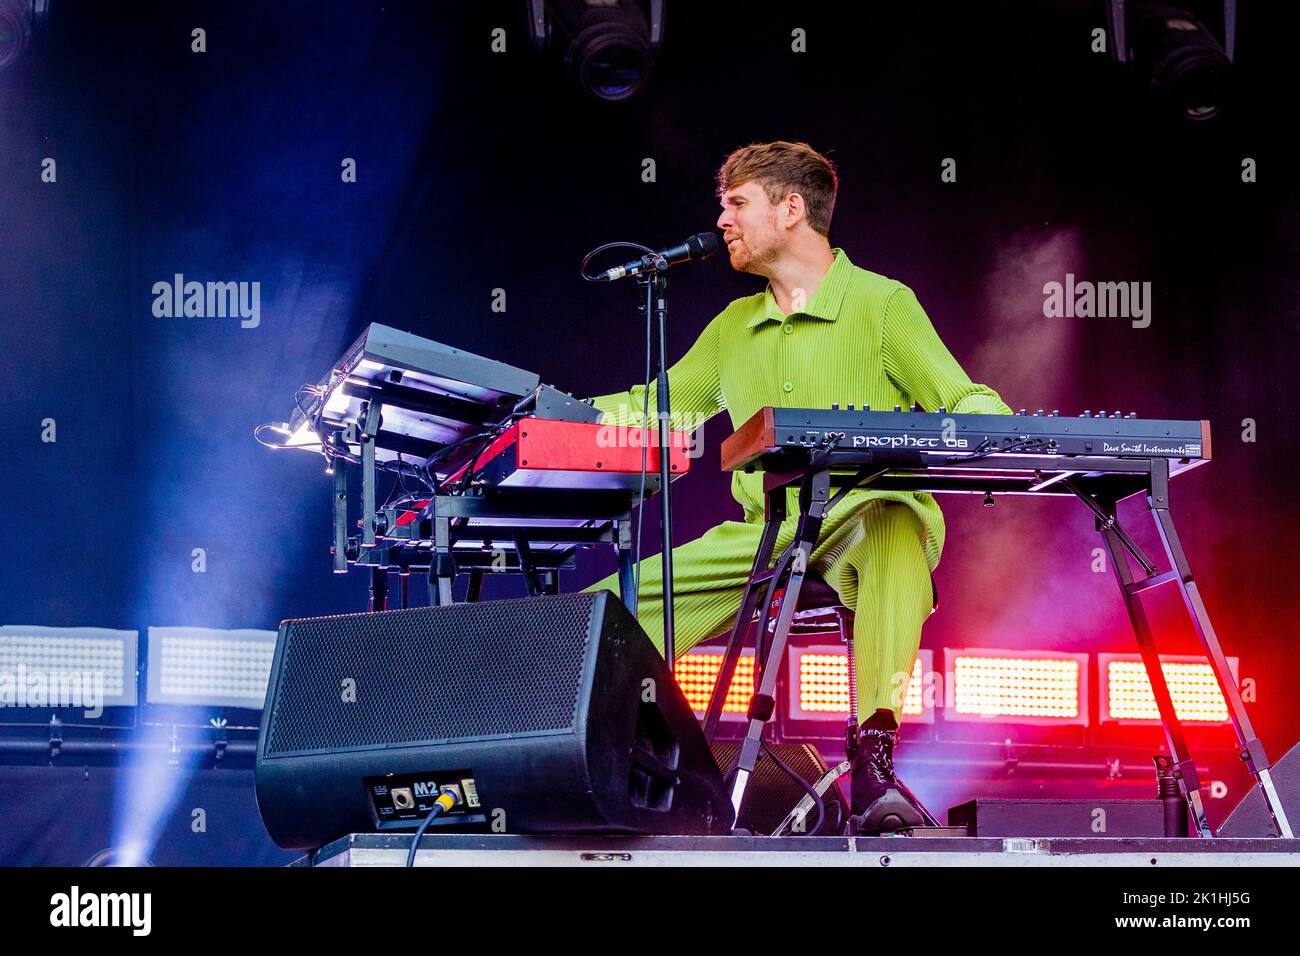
[
  {"xmin": 711, "ymin": 741, "xmax": 847, "ymax": 835},
  {"xmin": 264, "ymin": 595, "xmax": 597, "ymax": 756}
]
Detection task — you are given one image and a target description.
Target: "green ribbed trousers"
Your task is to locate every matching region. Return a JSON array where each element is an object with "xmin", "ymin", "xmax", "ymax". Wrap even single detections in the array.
[{"xmin": 583, "ymin": 500, "xmax": 934, "ymax": 724}]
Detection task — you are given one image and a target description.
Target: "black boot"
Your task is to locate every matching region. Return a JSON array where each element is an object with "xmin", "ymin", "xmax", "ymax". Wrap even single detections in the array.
[{"xmin": 847, "ymin": 709, "xmax": 925, "ymax": 835}]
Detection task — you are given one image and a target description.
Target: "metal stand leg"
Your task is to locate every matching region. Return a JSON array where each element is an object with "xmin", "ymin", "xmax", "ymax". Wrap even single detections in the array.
[
  {"xmin": 332, "ymin": 459, "xmax": 349, "ymax": 574},
  {"xmin": 1070, "ymin": 458, "xmax": 1291, "ymax": 838},
  {"xmin": 428, "ymin": 511, "xmax": 455, "ymax": 606},
  {"xmin": 616, "ymin": 517, "xmax": 638, "ymax": 617},
  {"xmin": 1096, "ymin": 497, "xmax": 1213, "ymax": 837},
  {"xmin": 359, "ymin": 401, "xmax": 382, "ymax": 550},
  {"xmin": 840, "ymin": 608, "xmax": 860, "ymax": 760},
  {"xmin": 369, "ymin": 567, "xmax": 388, "ymax": 612},
  {"xmin": 702, "ymin": 485, "xmax": 788, "ymax": 742},
  {"xmin": 1146, "ymin": 463, "xmax": 1294, "ymax": 838},
  {"xmin": 515, "ymin": 535, "xmax": 546, "ymax": 596},
  {"xmin": 1063, "ymin": 463, "xmax": 1293, "ymax": 837},
  {"xmin": 641, "ymin": 269, "xmax": 677, "ymax": 664},
  {"xmin": 726, "ymin": 468, "xmax": 831, "ymax": 818}
]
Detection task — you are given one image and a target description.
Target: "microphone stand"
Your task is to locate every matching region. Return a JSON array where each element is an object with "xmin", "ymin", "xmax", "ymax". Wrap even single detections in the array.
[{"xmin": 639, "ymin": 256, "xmax": 676, "ymax": 667}]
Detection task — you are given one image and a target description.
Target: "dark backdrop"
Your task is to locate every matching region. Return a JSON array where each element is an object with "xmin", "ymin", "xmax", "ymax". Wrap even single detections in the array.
[{"xmin": 2, "ymin": 0, "xmax": 1296, "ymax": 836}]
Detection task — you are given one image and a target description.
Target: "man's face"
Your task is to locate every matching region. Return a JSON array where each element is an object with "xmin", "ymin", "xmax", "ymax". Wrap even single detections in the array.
[{"xmin": 717, "ymin": 180, "xmax": 785, "ymax": 276}]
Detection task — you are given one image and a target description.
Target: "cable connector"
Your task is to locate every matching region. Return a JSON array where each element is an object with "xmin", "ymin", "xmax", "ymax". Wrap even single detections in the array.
[{"xmin": 406, "ymin": 785, "xmax": 465, "ymax": 868}]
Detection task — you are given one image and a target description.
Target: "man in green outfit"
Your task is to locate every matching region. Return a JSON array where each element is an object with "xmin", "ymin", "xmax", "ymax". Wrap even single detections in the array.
[{"xmin": 584, "ymin": 141, "xmax": 1012, "ymax": 831}]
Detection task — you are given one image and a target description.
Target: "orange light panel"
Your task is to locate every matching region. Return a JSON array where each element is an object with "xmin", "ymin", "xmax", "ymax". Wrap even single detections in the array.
[
  {"xmin": 676, "ymin": 650, "xmax": 755, "ymax": 715},
  {"xmin": 1106, "ymin": 659, "xmax": 1229, "ymax": 722},
  {"xmin": 798, "ymin": 654, "xmax": 924, "ymax": 717},
  {"xmin": 952, "ymin": 655, "xmax": 1081, "ymax": 719}
]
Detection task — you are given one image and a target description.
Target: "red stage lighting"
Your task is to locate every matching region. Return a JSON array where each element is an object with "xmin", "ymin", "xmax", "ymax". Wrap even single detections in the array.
[
  {"xmin": 1099, "ymin": 653, "xmax": 1238, "ymax": 724},
  {"xmin": 787, "ymin": 648, "xmax": 933, "ymax": 723},
  {"xmin": 943, "ymin": 648, "xmax": 1089, "ymax": 726},
  {"xmin": 676, "ymin": 648, "xmax": 755, "ymax": 720}
]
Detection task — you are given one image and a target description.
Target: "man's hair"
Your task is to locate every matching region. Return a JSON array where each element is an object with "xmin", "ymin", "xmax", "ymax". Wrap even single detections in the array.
[{"xmin": 716, "ymin": 141, "xmax": 839, "ymax": 236}]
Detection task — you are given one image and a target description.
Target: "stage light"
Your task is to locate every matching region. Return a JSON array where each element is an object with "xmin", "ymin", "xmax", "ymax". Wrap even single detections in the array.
[
  {"xmin": 84, "ymin": 846, "xmax": 153, "ymax": 868},
  {"xmin": 532, "ymin": 0, "xmax": 665, "ymax": 102},
  {"xmin": 145, "ymin": 627, "xmax": 276, "ymax": 709},
  {"xmin": 1109, "ymin": 1, "xmax": 1233, "ymax": 121},
  {"xmin": 1099, "ymin": 653, "xmax": 1237, "ymax": 723},
  {"xmin": 788, "ymin": 648, "xmax": 934, "ymax": 723},
  {"xmin": 944, "ymin": 648, "xmax": 1089, "ymax": 725},
  {"xmin": 797, "ymin": 651, "xmax": 854, "ymax": 713},
  {"xmin": 112, "ymin": 723, "xmax": 203, "ymax": 876},
  {"xmin": 676, "ymin": 647, "xmax": 754, "ymax": 719},
  {"xmin": 0, "ymin": 0, "xmax": 32, "ymax": 71},
  {"xmin": 0, "ymin": 625, "xmax": 138, "ymax": 711}
]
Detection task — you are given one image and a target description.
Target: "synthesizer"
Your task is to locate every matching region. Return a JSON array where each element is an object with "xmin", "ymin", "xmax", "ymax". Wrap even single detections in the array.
[
  {"xmin": 281, "ymin": 322, "xmax": 542, "ymax": 464},
  {"xmin": 392, "ymin": 417, "xmax": 693, "ymax": 528},
  {"xmin": 443, "ymin": 417, "xmax": 692, "ymax": 492},
  {"xmin": 722, "ymin": 406, "xmax": 1210, "ymax": 472},
  {"xmin": 268, "ymin": 323, "xmax": 688, "ymax": 593}
]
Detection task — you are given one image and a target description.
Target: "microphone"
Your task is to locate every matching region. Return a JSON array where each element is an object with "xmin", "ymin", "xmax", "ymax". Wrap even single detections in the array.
[{"xmin": 597, "ymin": 232, "xmax": 719, "ymax": 281}]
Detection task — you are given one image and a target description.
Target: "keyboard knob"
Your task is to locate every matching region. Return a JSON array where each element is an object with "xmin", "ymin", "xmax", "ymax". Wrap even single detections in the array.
[
  {"xmin": 1034, "ymin": 409, "xmax": 1045, "ymax": 416},
  {"xmin": 1050, "ymin": 409, "xmax": 1060, "ymax": 416},
  {"xmin": 1127, "ymin": 411, "xmax": 1137, "ymax": 419},
  {"xmin": 1017, "ymin": 408, "xmax": 1027, "ymax": 416},
  {"xmin": 910, "ymin": 402, "xmax": 920, "ymax": 412},
  {"xmin": 831, "ymin": 402, "xmax": 839, "ymax": 410},
  {"xmin": 863, "ymin": 404, "xmax": 871, "ymax": 412},
  {"xmin": 937, "ymin": 406, "xmax": 948, "ymax": 414},
  {"xmin": 894, "ymin": 404, "xmax": 902, "ymax": 412},
  {"xmin": 847, "ymin": 403, "xmax": 854, "ymax": 411},
  {"xmin": 1081, "ymin": 409, "xmax": 1091, "ymax": 417}
]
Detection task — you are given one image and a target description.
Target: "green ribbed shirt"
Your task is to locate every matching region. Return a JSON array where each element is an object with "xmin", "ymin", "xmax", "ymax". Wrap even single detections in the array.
[{"xmin": 591, "ymin": 247, "xmax": 1013, "ymax": 571}]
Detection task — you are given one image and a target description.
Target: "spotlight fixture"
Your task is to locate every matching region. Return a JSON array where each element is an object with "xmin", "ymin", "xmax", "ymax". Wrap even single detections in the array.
[
  {"xmin": 528, "ymin": 0, "xmax": 665, "ymax": 102},
  {"xmin": 0, "ymin": 0, "xmax": 49, "ymax": 71},
  {"xmin": 1106, "ymin": 1, "xmax": 1234, "ymax": 120},
  {"xmin": 84, "ymin": 846, "xmax": 154, "ymax": 867}
]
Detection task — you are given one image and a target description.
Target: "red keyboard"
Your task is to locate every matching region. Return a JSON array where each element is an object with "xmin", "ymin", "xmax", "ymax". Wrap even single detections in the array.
[
  {"xmin": 449, "ymin": 417, "xmax": 692, "ymax": 489},
  {"xmin": 394, "ymin": 418, "xmax": 693, "ymax": 526}
]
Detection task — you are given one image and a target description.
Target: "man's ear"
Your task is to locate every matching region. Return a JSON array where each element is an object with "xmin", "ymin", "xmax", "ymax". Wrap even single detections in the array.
[{"xmin": 782, "ymin": 192, "xmax": 807, "ymax": 230}]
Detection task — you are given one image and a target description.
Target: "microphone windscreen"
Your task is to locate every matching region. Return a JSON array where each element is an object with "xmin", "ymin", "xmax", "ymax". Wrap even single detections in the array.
[{"xmin": 688, "ymin": 232, "xmax": 720, "ymax": 259}]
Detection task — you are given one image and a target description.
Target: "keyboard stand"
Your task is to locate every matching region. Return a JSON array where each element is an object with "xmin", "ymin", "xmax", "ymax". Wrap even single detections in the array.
[
  {"xmin": 335, "ymin": 396, "xmax": 642, "ymax": 616},
  {"xmin": 1064, "ymin": 459, "xmax": 1291, "ymax": 838},
  {"xmin": 705, "ymin": 447, "xmax": 1292, "ymax": 839}
]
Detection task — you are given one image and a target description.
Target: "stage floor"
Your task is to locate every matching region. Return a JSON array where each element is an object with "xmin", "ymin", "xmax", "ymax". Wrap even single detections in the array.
[{"xmin": 303, "ymin": 833, "xmax": 1300, "ymax": 867}]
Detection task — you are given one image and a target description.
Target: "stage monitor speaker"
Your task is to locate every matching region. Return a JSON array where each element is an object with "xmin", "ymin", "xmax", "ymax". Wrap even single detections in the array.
[
  {"xmin": 1218, "ymin": 740, "xmax": 1300, "ymax": 837},
  {"xmin": 255, "ymin": 591, "xmax": 734, "ymax": 849},
  {"xmin": 948, "ymin": 798, "xmax": 1169, "ymax": 837},
  {"xmin": 711, "ymin": 741, "xmax": 850, "ymax": 835}
]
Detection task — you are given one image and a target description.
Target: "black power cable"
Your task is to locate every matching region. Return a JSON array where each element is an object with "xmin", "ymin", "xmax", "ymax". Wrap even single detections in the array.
[
  {"xmin": 404, "ymin": 787, "xmax": 460, "ymax": 868},
  {"xmin": 719, "ymin": 739, "xmax": 828, "ymax": 837},
  {"xmin": 760, "ymin": 740, "xmax": 827, "ymax": 837}
]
